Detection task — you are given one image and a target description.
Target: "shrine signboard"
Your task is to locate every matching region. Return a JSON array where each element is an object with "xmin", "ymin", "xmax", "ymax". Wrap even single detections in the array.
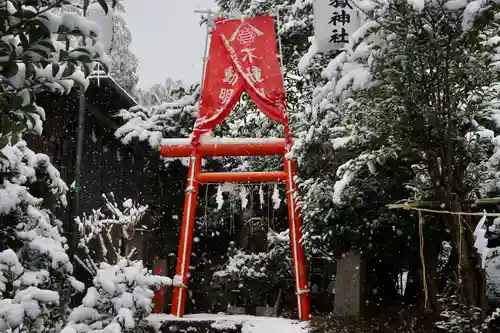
[{"xmin": 313, "ymin": 0, "xmax": 362, "ymax": 53}]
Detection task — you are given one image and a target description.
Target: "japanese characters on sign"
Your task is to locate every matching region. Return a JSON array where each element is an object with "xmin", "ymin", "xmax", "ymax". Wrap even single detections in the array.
[
  {"xmin": 313, "ymin": 0, "xmax": 362, "ymax": 53},
  {"xmin": 218, "ymin": 16, "xmax": 287, "ymax": 119}
]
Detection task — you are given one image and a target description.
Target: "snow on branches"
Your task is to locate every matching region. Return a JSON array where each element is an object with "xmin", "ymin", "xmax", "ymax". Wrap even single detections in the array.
[
  {"xmin": 74, "ymin": 193, "xmax": 149, "ymax": 275},
  {"xmin": 1, "ymin": 140, "xmax": 68, "ymax": 213},
  {"xmin": 115, "ymin": 84, "xmax": 200, "ymax": 149},
  {"xmin": 0, "ymin": 143, "xmax": 77, "ymax": 331},
  {"xmin": 62, "ymin": 259, "xmax": 171, "ymax": 333},
  {"xmin": 214, "ymin": 230, "xmax": 292, "ymax": 283},
  {"xmin": 68, "ymin": 196, "xmax": 171, "ymax": 333},
  {"xmin": 300, "ymin": 0, "xmax": 500, "ymax": 204},
  {"xmin": 0, "ymin": 0, "xmax": 111, "ymax": 145}
]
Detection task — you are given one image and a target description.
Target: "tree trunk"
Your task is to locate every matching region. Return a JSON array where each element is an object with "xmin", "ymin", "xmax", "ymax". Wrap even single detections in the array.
[
  {"xmin": 423, "ymin": 236, "xmax": 442, "ymax": 312},
  {"xmin": 448, "ymin": 200, "xmax": 488, "ymax": 313}
]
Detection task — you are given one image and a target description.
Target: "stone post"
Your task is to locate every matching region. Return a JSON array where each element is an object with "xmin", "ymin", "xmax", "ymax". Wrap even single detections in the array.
[{"xmin": 334, "ymin": 249, "xmax": 364, "ymax": 317}]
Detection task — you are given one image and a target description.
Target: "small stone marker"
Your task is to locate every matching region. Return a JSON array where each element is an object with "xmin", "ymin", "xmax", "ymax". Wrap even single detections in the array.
[{"xmin": 334, "ymin": 249, "xmax": 363, "ymax": 317}]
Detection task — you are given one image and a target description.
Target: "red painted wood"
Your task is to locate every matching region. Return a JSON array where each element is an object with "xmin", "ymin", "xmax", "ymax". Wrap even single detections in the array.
[
  {"xmin": 159, "ymin": 141, "xmax": 286, "ymax": 157},
  {"xmin": 171, "ymin": 155, "xmax": 202, "ymax": 317},
  {"xmin": 195, "ymin": 171, "xmax": 287, "ymax": 183},
  {"xmin": 284, "ymin": 156, "xmax": 311, "ymax": 321}
]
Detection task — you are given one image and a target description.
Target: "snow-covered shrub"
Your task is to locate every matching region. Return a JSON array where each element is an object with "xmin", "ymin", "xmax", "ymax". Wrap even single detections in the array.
[
  {"xmin": 213, "ymin": 230, "xmax": 293, "ymax": 308},
  {"xmin": 74, "ymin": 193, "xmax": 149, "ymax": 275},
  {"xmin": 62, "ymin": 259, "xmax": 171, "ymax": 333},
  {"xmin": 214, "ymin": 242, "xmax": 269, "ymax": 281},
  {"xmin": 435, "ymin": 295, "xmax": 482, "ymax": 332},
  {"xmin": 70, "ymin": 196, "xmax": 171, "ymax": 333},
  {"xmin": 0, "ymin": 139, "xmax": 84, "ymax": 333},
  {"xmin": 0, "ymin": 206, "xmax": 84, "ymax": 333},
  {"xmin": 0, "ymin": 2, "xmax": 117, "ymax": 332},
  {"xmin": 436, "ymin": 294, "xmax": 500, "ymax": 332}
]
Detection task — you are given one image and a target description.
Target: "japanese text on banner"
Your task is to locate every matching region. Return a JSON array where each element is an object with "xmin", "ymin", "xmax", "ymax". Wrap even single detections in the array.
[{"xmin": 193, "ymin": 16, "xmax": 288, "ymax": 145}]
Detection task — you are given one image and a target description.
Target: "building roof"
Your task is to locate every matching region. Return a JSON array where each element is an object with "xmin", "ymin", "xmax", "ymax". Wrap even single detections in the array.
[{"xmin": 86, "ymin": 74, "xmax": 138, "ymax": 121}]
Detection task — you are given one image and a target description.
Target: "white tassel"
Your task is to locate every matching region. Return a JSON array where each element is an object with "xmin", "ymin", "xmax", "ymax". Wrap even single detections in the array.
[
  {"xmin": 216, "ymin": 184, "xmax": 224, "ymax": 210},
  {"xmin": 240, "ymin": 186, "xmax": 248, "ymax": 209},
  {"xmin": 272, "ymin": 184, "xmax": 281, "ymax": 209},
  {"xmin": 259, "ymin": 184, "xmax": 264, "ymax": 209}
]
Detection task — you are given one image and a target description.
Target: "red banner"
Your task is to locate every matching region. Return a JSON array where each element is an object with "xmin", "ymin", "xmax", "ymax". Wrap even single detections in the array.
[{"xmin": 192, "ymin": 16, "xmax": 288, "ymax": 145}]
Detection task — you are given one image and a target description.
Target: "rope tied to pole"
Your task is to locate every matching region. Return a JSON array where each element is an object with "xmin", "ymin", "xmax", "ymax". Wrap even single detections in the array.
[
  {"xmin": 418, "ymin": 211, "xmax": 429, "ymax": 308},
  {"xmin": 390, "ymin": 201, "xmax": 492, "ymax": 308}
]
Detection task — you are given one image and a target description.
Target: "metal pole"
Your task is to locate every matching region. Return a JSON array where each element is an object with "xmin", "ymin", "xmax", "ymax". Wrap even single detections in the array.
[
  {"xmin": 72, "ymin": 85, "xmax": 86, "ymax": 253},
  {"xmin": 276, "ymin": 9, "xmax": 286, "ymax": 85},
  {"xmin": 197, "ymin": 10, "xmax": 214, "ymax": 92}
]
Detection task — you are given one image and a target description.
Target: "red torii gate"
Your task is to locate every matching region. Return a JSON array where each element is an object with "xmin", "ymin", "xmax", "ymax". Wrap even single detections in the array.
[
  {"xmin": 160, "ymin": 137, "xmax": 310, "ymax": 321},
  {"xmin": 158, "ymin": 14, "xmax": 311, "ymax": 321}
]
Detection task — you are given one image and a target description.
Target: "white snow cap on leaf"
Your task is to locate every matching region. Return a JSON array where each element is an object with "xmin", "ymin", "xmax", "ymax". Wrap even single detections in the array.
[
  {"xmin": 461, "ymin": 0, "xmax": 485, "ymax": 32},
  {"xmin": 298, "ymin": 36, "xmax": 319, "ymax": 74},
  {"xmin": 444, "ymin": 0, "xmax": 469, "ymax": 10},
  {"xmin": 407, "ymin": 0, "xmax": 425, "ymax": 12},
  {"xmin": 268, "ymin": 229, "xmax": 290, "ymax": 245},
  {"xmin": 0, "ymin": 249, "xmax": 23, "ymax": 277},
  {"xmin": 473, "ymin": 213, "xmax": 489, "ymax": 268},
  {"xmin": 86, "ymin": 2, "xmax": 113, "ymax": 52},
  {"xmin": 332, "ymin": 170, "xmax": 356, "ymax": 205}
]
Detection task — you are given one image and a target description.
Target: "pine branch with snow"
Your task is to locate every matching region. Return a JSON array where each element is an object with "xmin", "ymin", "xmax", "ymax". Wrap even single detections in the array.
[{"xmin": 115, "ymin": 83, "xmax": 200, "ymax": 149}]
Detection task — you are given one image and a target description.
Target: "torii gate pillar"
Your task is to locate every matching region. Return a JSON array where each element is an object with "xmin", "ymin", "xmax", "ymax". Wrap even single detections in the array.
[{"xmin": 159, "ymin": 138, "xmax": 311, "ymax": 321}]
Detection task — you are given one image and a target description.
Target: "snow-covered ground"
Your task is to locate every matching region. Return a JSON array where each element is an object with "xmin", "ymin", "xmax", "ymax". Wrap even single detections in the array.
[{"xmin": 147, "ymin": 314, "xmax": 310, "ymax": 333}]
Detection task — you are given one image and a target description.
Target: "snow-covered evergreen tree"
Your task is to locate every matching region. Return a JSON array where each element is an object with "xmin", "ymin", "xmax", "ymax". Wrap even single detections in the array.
[
  {"xmin": 0, "ymin": 2, "xmax": 116, "ymax": 332},
  {"xmin": 135, "ymin": 78, "xmax": 184, "ymax": 107},
  {"xmin": 303, "ymin": 0, "xmax": 500, "ymax": 312},
  {"xmin": 108, "ymin": 1, "xmax": 139, "ymax": 95},
  {"xmin": 0, "ymin": 143, "xmax": 84, "ymax": 332}
]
